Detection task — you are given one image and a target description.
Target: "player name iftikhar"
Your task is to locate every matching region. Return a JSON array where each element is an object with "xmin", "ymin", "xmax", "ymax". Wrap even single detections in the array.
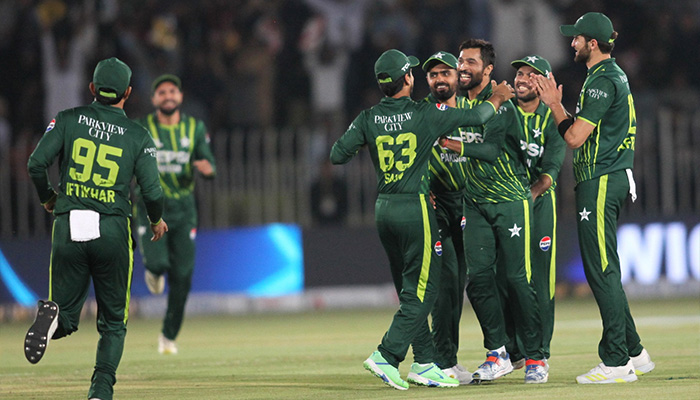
[
  {"xmin": 78, "ymin": 114, "xmax": 127, "ymax": 141},
  {"xmin": 375, "ymin": 112, "xmax": 413, "ymax": 131}
]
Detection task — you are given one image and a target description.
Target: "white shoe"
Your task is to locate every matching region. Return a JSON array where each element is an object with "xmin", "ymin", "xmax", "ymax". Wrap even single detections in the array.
[
  {"xmin": 472, "ymin": 349, "xmax": 514, "ymax": 382},
  {"xmin": 576, "ymin": 361, "xmax": 638, "ymax": 384},
  {"xmin": 524, "ymin": 359, "xmax": 549, "ymax": 384},
  {"xmin": 158, "ymin": 333, "xmax": 178, "ymax": 355},
  {"xmin": 630, "ymin": 349, "xmax": 655, "ymax": 375},
  {"xmin": 441, "ymin": 363, "xmax": 473, "ymax": 385},
  {"xmin": 145, "ymin": 270, "xmax": 165, "ymax": 295}
]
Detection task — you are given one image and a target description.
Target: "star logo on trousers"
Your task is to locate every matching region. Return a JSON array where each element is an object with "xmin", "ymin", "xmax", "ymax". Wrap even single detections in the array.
[
  {"xmin": 579, "ymin": 207, "xmax": 591, "ymax": 221},
  {"xmin": 509, "ymin": 223, "xmax": 522, "ymax": 237}
]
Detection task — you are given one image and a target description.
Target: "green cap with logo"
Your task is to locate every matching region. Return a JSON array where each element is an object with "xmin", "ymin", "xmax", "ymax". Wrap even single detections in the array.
[
  {"xmin": 560, "ymin": 12, "xmax": 615, "ymax": 44},
  {"xmin": 511, "ymin": 55, "xmax": 552, "ymax": 77},
  {"xmin": 152, "ymin": 74, "xmax": 182, "ymax": 93},
  {"xmin": 92, "ymin": 57, "xmax": 132, "ymax": 98},
  {"xmin": 422, "ymin": 51, "xmax": 458, "ymax": 72},
  {"xmin": 374, "ymin": 49, "xmax": 419, "ymax": 83}
]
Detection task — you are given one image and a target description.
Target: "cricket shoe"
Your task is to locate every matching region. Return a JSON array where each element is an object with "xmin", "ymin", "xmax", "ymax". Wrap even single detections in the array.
[
  {"xmin": 145, "ymin": 270, "xmax": 165, "ymax": 295},
  {"xmin": 442, "ymin": 363, "xmax": 473, "ymax": 385},
  {"xmin": 630, "ymin": 349, "xmax": 655, "ymax": 375},
  {"xmin": 363, "ymin": 351, "xmax": 408, "ymax": 390},
  {"xmin": 407, "ymin": 363, "xmax": 459, "ymax": 387},
  {"xmin": 576, "ymin": 360, "xmax": 638, "ymax": 384},
  {"xmin": 24, "ymin": 300, "xmax": 59, "ymax": 364},
  {"xmin": 472, "ymin": 349, "xmax": 514, "ymax": 383},
  {"xmin": 158, "ymin": 333, "xmax": 178, "ymax": 355},
  {"xmin": 524, "ymin": 359, "xmax": 549, "ymax": 384}
]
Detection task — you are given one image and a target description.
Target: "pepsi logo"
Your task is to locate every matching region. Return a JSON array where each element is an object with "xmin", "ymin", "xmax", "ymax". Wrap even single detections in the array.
[
  {"xmin": 434, "ymin": 241, "xmax": 443, "ymax": 256},
  {"xmin": 436, "ymin": 103, "xmax": 448, "ymax": 111},
  {"xmin": 539, "ymin": 236, "xmax": 552, "ymax": 251},
  {"xmin": 461, "ymin": 216, "xmax": 466, "ymax": 230}
]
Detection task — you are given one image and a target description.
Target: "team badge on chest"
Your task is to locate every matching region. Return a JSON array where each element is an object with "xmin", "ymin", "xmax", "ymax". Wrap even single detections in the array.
[{"xmin": 180, "ymin": 136, "xmax": 191, "ymax": 148}]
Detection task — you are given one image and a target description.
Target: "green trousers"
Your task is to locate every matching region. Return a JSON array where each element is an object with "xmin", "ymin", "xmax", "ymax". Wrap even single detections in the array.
[
  {"xmin": 505, "ymin": 190, "xmax": 557, "ymax": 360},
  {"xmin": 375, "ymin": 193, "xmax": 442, "ymax": 368},
  {"xmin": 49, "ymin": 213, "xmax": 133, "ymax": 400},
  {"xmin": 430, "ymin": 190, "xmax": 466, "ymax": 369},
  {"xmin": 136, "ymin": 200, "xmax": 196, "ymax": 341},
  {"xmin": 576, "ymin": 171, "xmax": 643, "ymax": 366},
  {"xmin": 464, "ymin": 197, "xmax": 544, "ymax": 360}
]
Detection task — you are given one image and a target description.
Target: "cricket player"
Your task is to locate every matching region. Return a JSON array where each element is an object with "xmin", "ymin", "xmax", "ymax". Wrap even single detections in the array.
[
  {"xmin": 25, "ymin": 57, "xmax": 167, "ymax": 400},
  {"xmin": 421, "ymin": 50, "xmax": 472, "ymax": 384},
  {"xmin": 134, "ymin": 74, "xmax": 216, "ymax": 355},
  {"xmin": 533, "ymin": 12, "xmax": 655, "ymax": 384},
  {"xmin": 330, "ymin": 49, "xmax": 514, "ymax": 390},
  {"xmin": 503, "ymin": 55, "xmax": 566, "ymax": 374},
  {"xmin": 440, "ymin": 39, "xmax": 547, "ymax": 383}
]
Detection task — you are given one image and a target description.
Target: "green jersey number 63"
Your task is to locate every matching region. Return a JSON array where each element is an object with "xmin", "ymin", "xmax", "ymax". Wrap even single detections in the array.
[{"xmin": 376, "ymin": 133, "xmax": 417, "ymax": 173}]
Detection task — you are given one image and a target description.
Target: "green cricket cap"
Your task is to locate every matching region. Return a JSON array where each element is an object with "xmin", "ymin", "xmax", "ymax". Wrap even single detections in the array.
[
  {"xmin": 152, "ymin": 74, "xmax": 182, "ymax": 93},
  {"xmin": 374, "ymin": 49, "xmax": 419, "ymax": 83},
  {"xmin": 511, "ymin": 55, "xmax": 552, "ymax": 77},
  {"xmin": 560, "ymin": 12, "xmax": 615, "ymax": 44},
  {"xmin": 422, "ymin": 51, "xmax": 458, "ymax": 72},
  {"xmin": 92, "ymin": 57, "xmax": 132, "ymax": 98}
]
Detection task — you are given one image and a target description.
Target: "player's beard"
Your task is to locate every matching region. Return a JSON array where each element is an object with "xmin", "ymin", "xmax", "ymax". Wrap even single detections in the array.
[
  {"xmin": 430, "ymin": 83, "xmax": 456, "ymax": 102},
  {"xmin": 158, "ymin": 102, "xmax": 180, "ymax": 116},
  {"xmin": 516, "ymin": 90, "xmax": 538, "ymax": 103},
  {"xmin": 574, "ymin": 43, "xmax": 591, "ymax": 64},
  {"xmin": 458, "ymin": 70, "xmax": 484, "ymax": 92}
]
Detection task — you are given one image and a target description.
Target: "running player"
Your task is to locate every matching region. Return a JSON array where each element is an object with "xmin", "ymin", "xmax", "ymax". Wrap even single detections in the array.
[
  {"xmin": 533, "ymin": 12, "xmax": 655, "ymax": 384},
  {"xmin": 330, "ymin": 49, "xmax": 514, "ymax": 390},
  {"xmin": 134, "ymin": 74, "xmax": 216, "ymax": 355},
  {"xmin": 25, "ymin": 57, "xmax": 167, "ymax": 400}
]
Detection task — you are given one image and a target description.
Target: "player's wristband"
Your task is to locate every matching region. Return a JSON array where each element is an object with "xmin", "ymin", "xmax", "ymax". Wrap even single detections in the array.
[
  {"xmin": 150, "ymin": 218, "xmax": 163, "ymax": 226},
  {"xmin": 558, "ymin": 118, "xmax": 573, "ymax": 139}
]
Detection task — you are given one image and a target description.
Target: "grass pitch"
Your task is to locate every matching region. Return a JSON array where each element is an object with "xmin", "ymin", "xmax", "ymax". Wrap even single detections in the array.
[{"xmin": 1, "ymin": 296, "xmax": 698, "ymax": 399}]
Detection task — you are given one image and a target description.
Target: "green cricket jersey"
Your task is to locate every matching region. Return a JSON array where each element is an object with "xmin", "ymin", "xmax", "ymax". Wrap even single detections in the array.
[
  {"xmin": 459, "ymin": 83, "xmax": 530, "ymax": 203},
  {"xmin": 28, "ymin": 101, "xmax": 163, "ymax": 221},
  {"xmin": 139, "ymin": 113, "xmax": 216, "ymax": 200},
  {"xmin": 516, "ymin": 101, "xmax": 566, "ymax": 195},
  {"xmin": 424, "ymin": 94, "xmax": 468, "ymax": 193},
  {"xmin": 573, "ymin": 58, "xmax": 636, "ymax": 184},
  {"xmin": 330, "ymin": 96, "xmax": 496, "ymax": 194}
]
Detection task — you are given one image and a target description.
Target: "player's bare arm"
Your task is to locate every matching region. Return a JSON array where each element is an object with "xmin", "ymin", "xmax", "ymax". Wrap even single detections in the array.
[{"xmin": 533, "ymin": 73, "xmax": 594, "ymax": 149}]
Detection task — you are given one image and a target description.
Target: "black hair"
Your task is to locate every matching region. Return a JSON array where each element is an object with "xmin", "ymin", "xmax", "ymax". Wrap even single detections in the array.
[
  {"xmin": 459, "ymin": 38, "xmax": 496, "ymax": 68},
  {"xmin": 377, "ymin": 72, "xmax": 407, "ymax": 97},
  {"xmin": 585, "ymin": 31, "xmax": 618, "ymax": 54}
]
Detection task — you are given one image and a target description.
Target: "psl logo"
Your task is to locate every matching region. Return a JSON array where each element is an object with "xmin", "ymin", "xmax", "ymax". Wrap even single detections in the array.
[{"xmin": 434, "ymin": 241, "xmax": 443, "ymax": 256}]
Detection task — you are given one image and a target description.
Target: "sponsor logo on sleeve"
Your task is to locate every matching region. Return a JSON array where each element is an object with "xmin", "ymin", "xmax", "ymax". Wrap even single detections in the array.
[{"xmin": 461, "ymin": 216, "xmax": 466, "ymax": 230}]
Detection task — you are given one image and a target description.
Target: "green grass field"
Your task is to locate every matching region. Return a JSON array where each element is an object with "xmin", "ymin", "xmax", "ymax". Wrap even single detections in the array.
[{"xmin": 1, "ymin": 296, "xmax": 698, "ymax": 399}]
